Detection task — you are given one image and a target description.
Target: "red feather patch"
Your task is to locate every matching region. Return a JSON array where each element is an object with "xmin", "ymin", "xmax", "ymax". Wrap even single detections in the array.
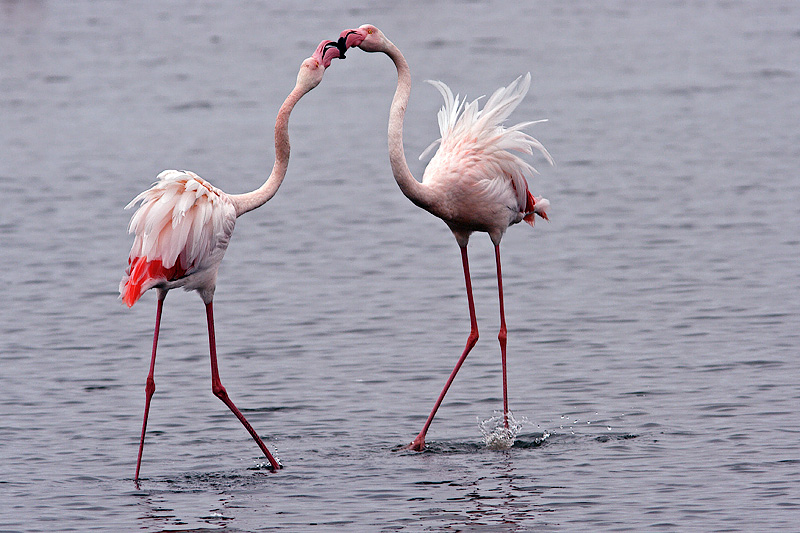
[{"xmin": 121, "ymin": 256, "xmax": 187, "ymax": 307}]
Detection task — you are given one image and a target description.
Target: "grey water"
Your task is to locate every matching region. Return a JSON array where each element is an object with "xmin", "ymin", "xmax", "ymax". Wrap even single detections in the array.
[{"xmin": 1, "ymin": 0, "xmax": 799, "ymax": 530}]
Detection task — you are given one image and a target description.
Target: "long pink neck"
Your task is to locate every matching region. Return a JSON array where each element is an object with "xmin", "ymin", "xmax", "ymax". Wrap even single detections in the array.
[
  {"xmin": 383, "ymin": 42, "xmax": 435, "ymax": 211},
  {"xmin": 230, "ymin": 84, "xmax": 307, "ymax": 217}
]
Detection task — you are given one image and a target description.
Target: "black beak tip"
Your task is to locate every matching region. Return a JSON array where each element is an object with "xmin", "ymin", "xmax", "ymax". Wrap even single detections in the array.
[
  {"xmin": 322, "ymin": 40, "xmax": 344, "ymax": 61},
  {"xmin": 336, "ymin": 36, "xmax": 348, "ymax": 59}
]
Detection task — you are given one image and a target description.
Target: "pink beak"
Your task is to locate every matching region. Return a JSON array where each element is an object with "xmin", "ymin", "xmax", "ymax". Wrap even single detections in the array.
[
  {"xmin": 312, "ymin": 40, "xmax": 342, "ymax": 68},
  {"xmin": 339, "ymin": 28, "xmax": 366, "ymax": 49}
]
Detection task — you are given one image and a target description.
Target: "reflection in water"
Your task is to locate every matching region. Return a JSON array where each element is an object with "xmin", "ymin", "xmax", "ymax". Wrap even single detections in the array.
[
  {"xmin": 134, "ymin": 472, "xmax": 254, "ymax": 530},
  {"xmin": 474, "ymin": 460, "xmax": 549, "ymax": 530},
  {"xmin": 412, "ymin": 449, "xmax": 551, "ymax": 529}
]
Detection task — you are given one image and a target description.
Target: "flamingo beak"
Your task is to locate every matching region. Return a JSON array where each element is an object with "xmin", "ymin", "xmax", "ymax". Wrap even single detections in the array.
[
  {"xmin": 312, "ymin": 40, "xmax": 343, "ymax": 68},
  {"xmin": 336, "ymin": 36, "xmax": 348, "ymax": 58},
  {"xmin": 339, "ymin": 28, "xmax": 366, "ymax": 50}
]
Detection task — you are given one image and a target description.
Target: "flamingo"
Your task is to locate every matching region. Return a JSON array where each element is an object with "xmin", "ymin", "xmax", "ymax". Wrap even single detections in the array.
[
  {"xmin": 340, "ymin": 25, "xmax": 552, "ymax": 451},
  {"xmin": 121, "ymin": 40, "xmax": 344, "ymax": 481}
]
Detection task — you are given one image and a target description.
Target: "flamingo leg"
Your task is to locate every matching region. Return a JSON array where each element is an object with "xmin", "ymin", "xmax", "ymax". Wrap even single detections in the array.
[
  {"xmin": 406, "ymin": 245, "xmax": 479, "ymax": 451},
  {"xmin": 205, "ymin": 302, "xmax": 282, "ymax": 471},
  {"xmin": 135, "ymin": 294, "xmax": 165, "ymax": 482},
  {"xmin": 495, "ymin": 244, "xmax": 509, "ymax": 429}
]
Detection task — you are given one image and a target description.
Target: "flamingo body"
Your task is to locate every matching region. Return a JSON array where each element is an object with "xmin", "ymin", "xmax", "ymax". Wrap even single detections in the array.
[
  {"xmin": 121, "ymin": 170, "xmax": 236, "ymax": 307},
  {"xmin": 420, "ymin": 75, "xmax": 552, "ymax": 245},
  {"xmin": 340, "ymin": 25, "xmax": 552, "ymax": 450},
  {"xmin": 122, "ymin": 40, "xmax": 344, "ymax": 481}
]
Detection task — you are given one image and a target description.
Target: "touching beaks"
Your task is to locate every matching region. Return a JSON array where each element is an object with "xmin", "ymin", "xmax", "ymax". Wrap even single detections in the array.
[
  {"xmin": 312, "ymin": 39, "xmax": 343, "ymax": 68},
  {"xmin": 336, "ymin": 36, "xmax": 348, "ymax": 58},
  {"xmin": 339, "ymin": 28, "xmax": 366, "ymax": 49},
  {"xmin": 310, "ymin": 27, "xmax": 370, "ymax": 67}
]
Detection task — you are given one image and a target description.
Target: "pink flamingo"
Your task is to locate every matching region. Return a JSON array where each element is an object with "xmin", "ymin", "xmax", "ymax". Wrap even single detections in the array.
[
  {"xmin": 121, "ymin": 41, "xmax": 343, "ymax": 481},
  {"xmin": 340, "ymin": 25, "xmax": 552, "ymax": 451}
]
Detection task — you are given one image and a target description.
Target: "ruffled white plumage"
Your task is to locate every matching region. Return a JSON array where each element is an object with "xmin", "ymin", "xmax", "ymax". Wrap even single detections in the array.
[
  {"xmin": 419, "ymin": 73, "xmax": 553, "ymax": 213},
  {"xmin": 124, "ymin": 170, "xmax": 236, "ymax": 282}
]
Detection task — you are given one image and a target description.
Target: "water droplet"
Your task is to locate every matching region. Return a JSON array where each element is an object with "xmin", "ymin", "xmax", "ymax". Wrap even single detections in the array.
[{"xmin": 478, "ymin": 411, "xmax": 527, "ymax": 450}]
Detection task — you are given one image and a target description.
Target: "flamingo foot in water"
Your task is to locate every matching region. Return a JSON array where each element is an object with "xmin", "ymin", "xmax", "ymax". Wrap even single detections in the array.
[{"xmin": 403, "ymin": 434, "xmax": 426, "ymax": 451}]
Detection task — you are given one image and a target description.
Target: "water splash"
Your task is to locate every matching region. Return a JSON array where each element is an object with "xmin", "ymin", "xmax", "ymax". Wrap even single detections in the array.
[
  {"xmin": 478, "ymin": 411, "xmax": 526, "ymax": 450},
  {"xmin": 556, "ymin": 412, "xmax": 615, "ymax": 436}
]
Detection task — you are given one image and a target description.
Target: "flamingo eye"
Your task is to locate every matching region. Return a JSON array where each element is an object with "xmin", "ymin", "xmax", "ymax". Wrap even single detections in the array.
[{"xmin": 368, "ymin": 28, "xmax": 373, "ymax": 34}]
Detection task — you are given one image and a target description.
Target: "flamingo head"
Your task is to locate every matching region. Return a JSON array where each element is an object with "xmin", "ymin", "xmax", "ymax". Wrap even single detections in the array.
[
  {"xmin": 339, "ymin": 24, "xmax": 385, "ymax": 53},
  {"xmin": 297, "ymin": 40, "xmax": 343, "ymax": 88}
]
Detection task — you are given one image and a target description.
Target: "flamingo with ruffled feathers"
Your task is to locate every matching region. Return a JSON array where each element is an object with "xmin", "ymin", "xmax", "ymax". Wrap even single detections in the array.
[
  {"xmin": 339, "ymin": 25, "xmax": 553, "ymax": 451},
  {"xmin": 121, "ymin": 40, "xmax": 344, "ymax": 481}
]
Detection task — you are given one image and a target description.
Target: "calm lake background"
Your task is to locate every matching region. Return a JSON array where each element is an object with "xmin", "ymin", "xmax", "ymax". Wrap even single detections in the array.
[{"xmin": 1, "ymin": 1, "xmax": 799, "ymax": 530}]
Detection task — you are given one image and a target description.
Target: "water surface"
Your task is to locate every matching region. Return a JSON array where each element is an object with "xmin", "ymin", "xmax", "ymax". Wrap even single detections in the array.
[{"xmin": 1, "ymin": 1, "xmax": 799, "ymax": 530}]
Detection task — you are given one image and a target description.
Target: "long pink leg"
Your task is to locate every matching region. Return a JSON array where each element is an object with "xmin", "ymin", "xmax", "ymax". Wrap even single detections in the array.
[
  {"xmin": 135, "ymin": 294, "xmax": 165, "ymax": 482},
  {"xmin": 406, "ymin": 246, "xmax": 479, "ymax": 451},
  {"xmin": 495, "ymin": 244, "xmax": 509, "ymax": 429},
  {"xmin": 205, "ymin": 302, "xmax": 282, "ymax": 471}
]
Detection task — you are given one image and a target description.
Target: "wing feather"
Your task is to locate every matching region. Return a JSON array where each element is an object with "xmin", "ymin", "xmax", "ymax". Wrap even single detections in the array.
[
  {"xmin": 420, "ymin": 73, "xmax": 552, "ymax": 213},
  {"xmin": 120, "ymin": 170, "xmax": 236, "ymax": 306}
]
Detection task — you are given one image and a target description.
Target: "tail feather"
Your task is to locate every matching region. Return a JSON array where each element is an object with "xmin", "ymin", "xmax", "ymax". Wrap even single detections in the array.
[
  {"xmin": 120, "ymin": 256, "xmax": 187, "ymax": 307},
  {"xmin": 419, "ymin": 73, "xmax": 553, "ymax": 174},
  {"xmin": 474, "ymin": 73, "xmax": 530, "ymax": 133},
  {"xmin": 523, "ymin": 191, "xmax": 550, "ymax": 227}
]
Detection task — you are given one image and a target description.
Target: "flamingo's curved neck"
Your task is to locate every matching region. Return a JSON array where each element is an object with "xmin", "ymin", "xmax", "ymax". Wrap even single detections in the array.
[
  {"xmin": 230, "ymin": 84, "xmax": 306, "ymax": 217},
  {"xmin": 384, "ymin": 42, "xmax": 435, "ymax": 211}
]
